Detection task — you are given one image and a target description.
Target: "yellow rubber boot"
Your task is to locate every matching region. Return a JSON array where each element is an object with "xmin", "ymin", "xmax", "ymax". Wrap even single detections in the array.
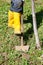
[
  {"xmin": 8, "ymin": 10, "xmax": 21, "ymax": 34},
  {"xmin": 8, "ymin": 10, "xmax": 14, "ymax": 28},
  {"xmin": 13, "ymin": 12, "xmax": 21, "ymax": 34}
]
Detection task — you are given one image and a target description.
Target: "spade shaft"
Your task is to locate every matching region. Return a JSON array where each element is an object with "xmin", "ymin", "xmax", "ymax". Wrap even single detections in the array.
[{"xmin": 21, "ymin": 15, "xmax": 24, "ymax": 46}]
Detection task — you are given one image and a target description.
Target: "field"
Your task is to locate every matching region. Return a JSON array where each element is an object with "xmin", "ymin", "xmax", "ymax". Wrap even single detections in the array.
[{"xmin": 0, "ymin": 0, "xmax": 43, "ymax": 65}]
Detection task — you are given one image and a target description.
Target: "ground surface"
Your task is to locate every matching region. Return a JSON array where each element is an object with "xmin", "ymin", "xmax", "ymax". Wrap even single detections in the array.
[{"xmin": 0, "ymin": 0, "xmax": 43, "ymax": 65}]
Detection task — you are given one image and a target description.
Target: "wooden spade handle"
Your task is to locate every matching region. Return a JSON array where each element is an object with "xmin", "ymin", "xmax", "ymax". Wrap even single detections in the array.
[{"xmin": 21, "ymin": 15, "xmax": 24, "ymax": 46}]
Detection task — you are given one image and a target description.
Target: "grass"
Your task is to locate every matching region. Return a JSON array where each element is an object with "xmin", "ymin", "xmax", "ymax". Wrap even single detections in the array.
[{"xmin": 0, "ymin": 0, "xmax": 43, "ymax": 65}]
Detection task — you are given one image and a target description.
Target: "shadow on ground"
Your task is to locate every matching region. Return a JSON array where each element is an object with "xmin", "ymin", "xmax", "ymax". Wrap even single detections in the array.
[{"xmin": 23, "ymin": 10, "xmax": 43, "ymax": 45}]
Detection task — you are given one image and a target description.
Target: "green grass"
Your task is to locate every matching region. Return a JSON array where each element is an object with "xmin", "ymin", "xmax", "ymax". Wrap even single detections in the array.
[{"xmin": 0, "ymin": 0, "xmax": 43, "ymax": 65}]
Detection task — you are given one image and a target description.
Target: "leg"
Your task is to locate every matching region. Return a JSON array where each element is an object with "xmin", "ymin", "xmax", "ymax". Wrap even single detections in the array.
[
  {"xmin": 13, "ymin": 12, "xmax": 21, "ymax": 34},
  {"xmin": 8, "ymin": 10, "xmax": 14, "ymax": 28}
]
